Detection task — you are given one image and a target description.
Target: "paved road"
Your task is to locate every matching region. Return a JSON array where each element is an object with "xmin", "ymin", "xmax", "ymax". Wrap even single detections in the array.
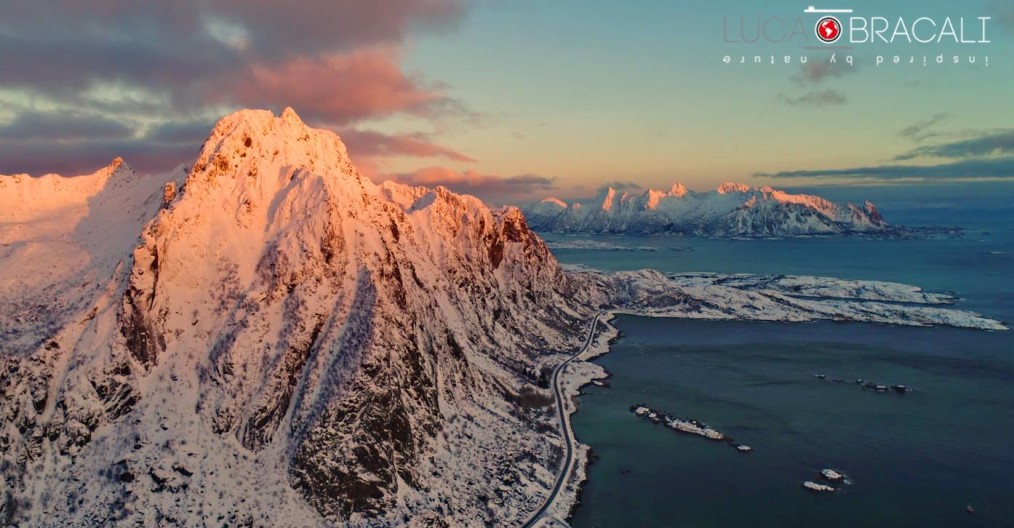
[{"xmin": 521, "ymin": 312, "xmax": 602, "ymax": 528}]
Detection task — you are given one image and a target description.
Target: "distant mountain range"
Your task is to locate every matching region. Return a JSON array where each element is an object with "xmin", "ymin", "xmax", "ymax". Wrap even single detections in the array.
[{"xmin": 523, "ymin": 183, "xmax": 889, "ymax": 237}]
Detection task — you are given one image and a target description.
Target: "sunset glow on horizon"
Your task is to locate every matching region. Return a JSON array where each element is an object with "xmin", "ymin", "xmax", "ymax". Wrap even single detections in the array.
[{"xmin": 2, "ymin": 0, "xmax": 1013, "ymax": 204}]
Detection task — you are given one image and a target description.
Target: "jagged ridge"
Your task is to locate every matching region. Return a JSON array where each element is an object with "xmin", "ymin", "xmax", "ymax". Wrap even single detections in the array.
[
  {"xmin": 0, "ymin": 108, "xmax": 592, "ymax": 527},
  {"xmin": 523, "ymin": 183, "xmax": 887, "ymax": 236}
]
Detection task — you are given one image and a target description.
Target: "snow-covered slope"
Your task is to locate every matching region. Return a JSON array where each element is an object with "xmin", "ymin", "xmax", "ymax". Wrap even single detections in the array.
[
  {"xmin": 0, "ymin": 158, "xmax": 186, "ymax": 356},
  {"xmin": 1, "ymin": 109, "xmax": 1002, "ymax": 528},
  {"xmin": 0, "ymin": 108, "xmax": 593, "ymax": 527},
  {"xmin": 581, "ymin": 271, "xmax": 1007, "ymax": 331},
  {"xmin": 523, "ymin": 183, "xmax": 887, "ymax": 236}
]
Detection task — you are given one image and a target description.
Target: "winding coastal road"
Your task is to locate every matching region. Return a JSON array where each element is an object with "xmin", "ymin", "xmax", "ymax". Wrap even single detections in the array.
[{"xmin": 521, "ymin": 312, "xmax": 603, "ymax": 528}]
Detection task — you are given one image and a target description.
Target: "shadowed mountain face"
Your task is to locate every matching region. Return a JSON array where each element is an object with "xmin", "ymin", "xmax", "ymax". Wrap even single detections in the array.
[
  {"xmin": 0, "ymin": 108, "xmax": 594, "ymax": 526},
  {"xmin": 523, "ymin": 183, "xmax": 887, "ymax": 236}
]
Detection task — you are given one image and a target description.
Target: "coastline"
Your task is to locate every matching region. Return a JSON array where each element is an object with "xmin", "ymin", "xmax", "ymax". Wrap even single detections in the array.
[
  {"xmin": 544, "ymin": 312, "xmax": 619, "ymax": 524},
  {"xmin": 534, "ymin": 263, "xmax": 1008, "ymax": 526}
]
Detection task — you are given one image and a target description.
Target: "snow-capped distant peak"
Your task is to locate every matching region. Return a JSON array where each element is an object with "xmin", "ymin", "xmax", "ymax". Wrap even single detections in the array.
[
  {"xmin": 542, "ymin": 197, "xmax": 568, "ymax": 208},
  {"xmin": 669, "ymin": 183, "xmax": 688, "ymax": 197},
  {"xmin": 600, "ymin": 187, "xmax": 617, "ymax": 211},
  {"xmin": 716, "ymin": 182, "xmax": 751, "ymax": 194},
  {"xmin": 0, "ymin": 155, "xmax": 132, "ymax": 181},
  {"xmin": 523, "ymin": 181, "xmax": 889, "ymax": 236},
  {"xmin": 645, "ymin": 190, "xmax": 665, "ymax": 210},
  {"xmin": 106, "ymin": 156, "xmax": 129, "ymax": 173}
]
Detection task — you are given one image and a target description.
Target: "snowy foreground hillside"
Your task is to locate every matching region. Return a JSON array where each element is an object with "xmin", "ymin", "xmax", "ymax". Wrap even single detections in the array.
[
  {"xmin": 524, "ymin": 183, "xmax": 888, "ymax": 236},
  {"xmin": 0, "ymin": 109, "xmax": 1005, "ymax": 527}
]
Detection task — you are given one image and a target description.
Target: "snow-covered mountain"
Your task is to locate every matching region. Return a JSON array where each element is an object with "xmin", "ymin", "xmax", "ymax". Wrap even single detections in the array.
[
  {"xmin": 1, "ymin": 108, "xmax": 1004, "ymax": 528},
  {"xmin": 0, "ymin": 108, "xmax": 594, "ymax": 526},
  {"xmin": 523, "ymin": 183, "xmax": 887, "ymax": 236}
]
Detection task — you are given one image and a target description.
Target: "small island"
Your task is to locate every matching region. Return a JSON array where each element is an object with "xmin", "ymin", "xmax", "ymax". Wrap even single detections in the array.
[{"xmin": 630, "ymin": 404, "xmax": 751, "ymax": 452}]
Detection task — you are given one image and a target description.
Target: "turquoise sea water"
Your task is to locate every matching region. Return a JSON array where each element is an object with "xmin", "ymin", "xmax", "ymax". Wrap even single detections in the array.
[{"xmin": 548, "ymin": 208, "xmax": 1014, "ymax": 527}]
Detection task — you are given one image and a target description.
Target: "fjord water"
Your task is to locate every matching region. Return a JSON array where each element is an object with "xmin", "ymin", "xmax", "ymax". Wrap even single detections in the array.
[{"xmin": 552, "ymin": 198, "xmax": 1014, "ymax": 527}]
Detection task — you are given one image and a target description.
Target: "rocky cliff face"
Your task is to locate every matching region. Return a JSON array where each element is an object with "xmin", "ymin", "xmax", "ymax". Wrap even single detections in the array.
[
  {"xmin": 0, "ymin": 108, "xmax": 592, "ymax": 526},
  {"xmin": 524, "ymin": 184, "xmax": 888, "ymax": 236}
]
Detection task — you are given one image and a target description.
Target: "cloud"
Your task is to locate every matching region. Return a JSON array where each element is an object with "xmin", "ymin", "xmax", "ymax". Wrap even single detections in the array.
[
  {"xmin": 793, "ymin": 59, "xmax": 856, "ymax": 86},
  {"xmin": 146, "ymin": 119, "xmax": 218, "ymax": 145},
  {"xmin": 207, "ymin": 48, "xmax": 460, "ymax": 125},
  {"xmin": 0, "ymin": 111, "xmax": 222, "ymax": 174},
  {"xmin": 203, "ymin": 0, "xmax": 464, "ymax": 58},
  {"xmin": 0, "ymin": 0, "xmax": 468, "ymax": 174},
  {"xmin": 759, "ymin": 122, "xmax": 1014, "ymax": 183},
  {"xmin": 0, "ymin": 138, "xmax": 198, "ymax": 176},
  {"xmin": 904, "ymin": 112, "xmax": 949, "ymax": 141},
  {"xmin": 341, "ymin": 128, "xmax": 474, "ymax": 163},
  {"xmin": 596, "ymin": 181, "xmax": 641, "ymax": 194},
  {"xmin": 0, "ymin": 21, "xmax": 236, "ymax": 101},
  {"xmin": 782, "ymin": 56, "xmax": 855, "ymax": 108},
  {"xmin": 0, "ymin": 110, "xmax": 135, "ymax": 141},
  {"xmin": 388, "ymin": 166, "xmax": 556, "ymax": 205},
  {"xmin": 0, "ymin": 0, "xmax": 465, "ymax": 96},
  {"xmin": 755, "ymin": 157, "xmax": 1014, "ymax": 181},
  {"xmin": 894, "ymin": 129, "xmax": 1014, "ymax": 161},
  {"xmin": 989, "ymin": 1, "xmax": 1014, "ymax": 33},
  {"xmin": 0, "ymin": 114, "xmax": 210, "ymax": 174},
  {"xmin": 779, "ymin": 90, "xmax": 846, "ymax": 107},
  {"xmin": 899, "ymin": 113, "xmax": 950, "ymax": 142}
]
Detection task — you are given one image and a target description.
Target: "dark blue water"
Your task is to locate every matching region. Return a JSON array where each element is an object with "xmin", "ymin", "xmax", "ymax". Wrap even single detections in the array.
[{"xmin": 553, "ymin": 204, "xmax": 1014, "ymax": 527}]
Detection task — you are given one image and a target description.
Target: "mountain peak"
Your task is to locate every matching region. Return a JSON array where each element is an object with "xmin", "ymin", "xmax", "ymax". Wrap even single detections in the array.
[
  {"xmin": 96, "ymin": 156, "xmax": 137, "ymax": 187},
  {"xmin": 0, "ymin": 106, "xmax": 587, "ymax": 526},
  {"xmin": 716, "ymin": 182, "xmax": 751, "ymax": 194},
  {"xmin": 600, "ymin": 187, "xmax": 617, "ymax": 211},
  {"xmin": 190, "ymin": 107, "xmax": 361, "ymax": 192},
  {"xmin": 523, "ymin": 182, "xmax": 889, "ymax": 236},
  {"xmin": 207, "ymin": 107, "xmax": 310, "ymax": 141},
  {"xmin": 281, "ymin": 105, "xmax": 303, "ymax": 124}
]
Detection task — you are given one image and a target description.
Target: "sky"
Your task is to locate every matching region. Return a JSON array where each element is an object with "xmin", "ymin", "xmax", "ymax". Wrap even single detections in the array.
[{"xmin": 1, "ymin": 0, "xmax": 1013, "ymax": 205}]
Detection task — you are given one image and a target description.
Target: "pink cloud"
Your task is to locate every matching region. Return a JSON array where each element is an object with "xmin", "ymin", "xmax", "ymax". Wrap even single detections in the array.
[
  {"xmin": 209, "ymin": 0, "xmax": 465, "ymax": 56},
  {"xmin": 0, "ymin": 0, "xmax": 470, "ymax": 174},
  {"xmin": 211, "ymin": 49, "xmax": 451, "ymax": 125},
  {"xmin": 340, "ymin": 129, "xmax": 475, "ymax": 163}
]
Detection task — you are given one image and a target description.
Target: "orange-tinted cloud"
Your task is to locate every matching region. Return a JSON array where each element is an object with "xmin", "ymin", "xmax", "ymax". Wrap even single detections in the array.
[
  {"xmin": 0, "ymin": 0, "xmax": 468, "ymax": 174},
  {"xmin": 211, "ymin": 49, "xmax": 454, "ymax": 125},
  {"xmin": 341, "ymin": 128, "xmax": 475, "ymax": 163}
]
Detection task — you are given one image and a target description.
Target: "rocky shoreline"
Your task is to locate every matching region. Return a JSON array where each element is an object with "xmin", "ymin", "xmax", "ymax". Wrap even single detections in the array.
[{"xmin": 542, "ymin": 314, "xmax": 618, "ymax": 525}]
